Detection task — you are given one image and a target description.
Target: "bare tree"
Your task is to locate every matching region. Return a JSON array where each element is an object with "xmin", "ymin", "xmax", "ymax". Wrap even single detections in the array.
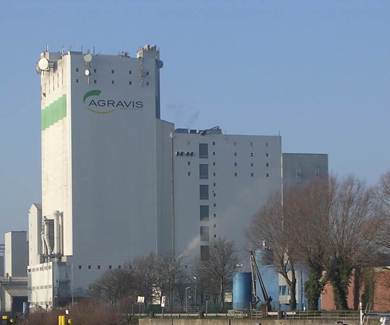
[
  {"xmin": 249, "ymin": 194, "xmax": 298, "ymax": 310},
  {"xmin": 284, "ymin": 178, "xmax": 330, "ymax": 310},
  {"xmin": 374, "ymin": 171, "xmax": 390, "ymax": 249},
  {"xmin": 89, "ymin": 268, "xmax": 136, "ymax": 307},
  {"xmin": 196, "ymin": 238, "xmax": 238, "ymax": 311},
  {"xmin": 323, "ymin": 176, "xmax": 382, "ymax": 310}
]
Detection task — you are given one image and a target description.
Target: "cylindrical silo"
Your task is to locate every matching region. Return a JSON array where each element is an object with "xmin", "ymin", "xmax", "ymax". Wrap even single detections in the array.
[{"xmin": 233, "ymin": 272, "xmax": 252, "ymax": 310}]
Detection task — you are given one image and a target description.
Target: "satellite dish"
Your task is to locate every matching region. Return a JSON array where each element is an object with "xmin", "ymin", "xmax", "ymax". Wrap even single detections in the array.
[
  {"xmin": 83, "ymin": 53, "xmax": 93, "ymax": 63},
  {"xmin": 84, "ymin": 69, "xmax": 90, "ymax": 77},
  {"xmin": 38, "ymin": 58, "xmax": 49, "ymax": 71}
]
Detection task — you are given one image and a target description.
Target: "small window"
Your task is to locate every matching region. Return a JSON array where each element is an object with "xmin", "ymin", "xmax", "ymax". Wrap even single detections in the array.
[
  {"xmin": 250, "ymin": 152, "xmax": 254, "ymax": 157},
  {"xmin": 129, "ymin": 70, "xmax": 132, "ymax": 74},
  {"xmin": 76, "ymin": 79, "xmax": 79, "ymax": 83},
  {"xmin": 234, "ymin": 162, "xmax": 237, "ymax": 167},
  {"xmin": 234, "ymin": 172, "xmax": 238, "ymax": 177},
  {"xmin": 112, "ymin": 69, "xmax": 115, "ymax": 74},
  {"xmin": 250, "ymin": 163, "xmax": 254, "ymax": 167},
  {"xmin": 94, "ymin": 79, "xmax": 97, "ymax": 84},
  {"xmin": 234, "ymin": 152, "xmax": 237, "ymax": 156},
  {"xmin": 94, "ymin": 69, "xmax": 97, "ymax": 73},
  {"xmin": 213, "ymin": 162, "xmax": 216, "ymax": 166},
  {"xmin": 187, "ymin": 161, "xmax": 191, "ymax": 166},
  {"xmin": 251, "ymin": 173, "xmax": 254, "ymax": 177},
  {"xmin": 109, "ymin": 265, "xmax": 112, "ymax": 269},
  {"xmin": 266, "ymin": 153, "xmax": 269, "ymax": 158},
  {"xmin": 214, "ymin": 234, "xmax": 217, "ymax": 238},
  {"xmin": 200, "ymin": 226, "xmax": 209, "ymax": 241},
  {"xmin": 75, "ymin": 68, "xmax": 79, "ymax": 72},
  {"xmin": 129, "ymin": 81, "xmax": 132, "ymax": 85},
  {"xmin": 213, "ymin": 213, "xmax": 216, "ymax": 217},
  {"xmin": 97, "ymin": 265, "xmax": 101, "ymax": 270},
  {"xmin": 146, "ymin": 71, "xmax": 150, "ymax": 76},
  {"xmin": 118, "ymin": 265, "xmax": 121, "ymax": 269},
  {"xmin": 78, "ymin": 265, "xmax": 82, "ymax": 270},
  {"xmin": 250, "ymin": 141, "xmax": 254, "ymax": 147},
  {"xmin": 200, "ymin": 205, "xmax": 209, "ymax": 221},
  {"xmin": 315, "ymin": 167, "xmax": 320, "ymax": 177},
  {"xmin": 199, "ymin": 164, "xmax": 209, "ymax": 179},
  {"xmin": 213, "ymin": 203, "xmax": 216, "ymax": 207},
  {"xmin": 213, "ymin": 172, "xmax": 216, "ymax": 177},
  {"xmin": 146, "ymin": 81, "xmax": 150, "ymax": 86},
  {"xmin": 212, "ymin": 141, "xmax": 215, "ymax": 146},
  {"xmin": 88, "ymin": 265, "xmax": 91, "ymax": 270},
  {"xmin": 213, "ymin": 224, "xmax": 216, "ymax": 228},
  {"xmin": 265, "ymin": 142, "xmax": 269, "ymax": 147},
  {"xmin": 112, "ymin": 80, "xmax": 115, "ymax": 84},
  {"xmin": 213, "ymin": 151, "xmax": 216, "ymax": 156},
  {"xmin": 199, "ymin": 143, "xmax": 208, "ymax": 158},
  {"xmin": 187, "ymin": 171, "xmax": 191, "ymax": 176},
  {"xmin": 200, "ymin": 185, "xmax": 209, "ymax": 200},
  {"xmin": 266, "ymin": 162, "xmax": 269, "ymax": 167},
  {"xmin": 213, "ymin": 182, "xmax": 216, "ymax": 187},
  {"xmin": 266, "ymin": 173, "xmax": 270, "ymax": 178},
  {"xmin": 200, "ymin": 246, "xmax": 210, "ymax": 261}
]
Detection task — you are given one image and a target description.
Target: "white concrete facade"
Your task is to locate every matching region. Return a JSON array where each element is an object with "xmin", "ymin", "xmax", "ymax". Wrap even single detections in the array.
[
  {"xmin": 4, "ymin": 232, "xmax": 27, "ymax": 278},
  {"xmin": 29, "ymin": 46, "xmax": 174, "ymax": 309},
  {"xmin": 29, "ymin": 45, "xmax": 327, "ymax": 309},
  {"xmin": 173, "ymin": 131, "xmax": 282, "ymax": 260}
]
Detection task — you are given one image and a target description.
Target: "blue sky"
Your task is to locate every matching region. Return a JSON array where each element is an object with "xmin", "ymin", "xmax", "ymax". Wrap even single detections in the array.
[{"xmin": 0, "ymin": 0, "xmax": 389, "ymax": 236}]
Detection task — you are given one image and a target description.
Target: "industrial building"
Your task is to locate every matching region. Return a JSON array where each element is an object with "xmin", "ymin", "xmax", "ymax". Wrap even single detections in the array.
[
  {"xmin": 0, "ymin": 231, "xmax": 28, "ymax": 313},
  {"xmin": 28, "ymin": 45, "xmax": 328, "ymax": 309}
]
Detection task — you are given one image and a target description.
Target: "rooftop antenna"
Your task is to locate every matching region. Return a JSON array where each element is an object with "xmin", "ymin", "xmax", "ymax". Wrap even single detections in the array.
[
  {"xmin": 93, "ymin": 46, "xmax": 96, "ymax": 55},
  {"xmin": 45, "ymin": 44, "xmax": 49, "ymax": 52}
]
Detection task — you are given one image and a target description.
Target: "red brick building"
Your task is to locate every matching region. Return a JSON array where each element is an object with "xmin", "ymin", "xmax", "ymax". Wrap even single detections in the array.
[{"xmin": 321, "ymin": 267, "xmax": 390, "ymax": 312}]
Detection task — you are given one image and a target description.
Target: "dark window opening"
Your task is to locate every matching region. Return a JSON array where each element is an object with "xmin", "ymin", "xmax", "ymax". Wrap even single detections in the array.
[
  {"xmin": 199, "ymin": 143, "xmax": 208, "ymax": 158},
  {"xmin": 200, "ymin": 205, "xmax": 209, "ymax": 221},
  {"xmin": 200, "ymin": 185, "xmax": 209, "ymax": 200}
]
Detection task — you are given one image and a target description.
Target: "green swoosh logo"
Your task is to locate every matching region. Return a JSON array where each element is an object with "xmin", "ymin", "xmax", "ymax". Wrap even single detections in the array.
[{"xmin": 83, "ymin": 89, "xmax": 101, "ymax": 103}]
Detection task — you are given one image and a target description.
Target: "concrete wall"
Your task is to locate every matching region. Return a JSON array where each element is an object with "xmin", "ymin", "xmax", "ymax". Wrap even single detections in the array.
[
  {"xmin": 33, "ymin": 47, "xmax": 173, "ymax": 306},
  {"xmin": 282, "ymin": 153, "xmax": 328, "ymax": 192},
  {"xmin": 173, "ymin": 133, "xmax": 282, "ymax": 261},
  {"xmin": 4, "ymin": 231, "xmax": 27, "ymax": 277},
  {"xmin": 28, "ymin": 203, "xmax": 42, "ymax": 266},
  {"xmin": 140, "ymin": 319, "xmax": 361, "ymax": 325},
  {"xmin": 0, "ymin": 255, "xmax": 3, "ymax": 277},
  {"xmin": 28, "ymin": 262, "xmax": 54, "ymax": 308}
]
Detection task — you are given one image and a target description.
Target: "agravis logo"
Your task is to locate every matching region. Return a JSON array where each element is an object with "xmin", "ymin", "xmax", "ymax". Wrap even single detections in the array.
[{"xmin": 83, "ymin": 89, "xmax": 144, "ymax": 114}]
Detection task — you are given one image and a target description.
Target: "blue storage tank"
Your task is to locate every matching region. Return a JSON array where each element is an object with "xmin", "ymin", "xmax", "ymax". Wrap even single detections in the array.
[{"xmin": 233, "ymin": 272, "xmax": 252, "ymax": 310}]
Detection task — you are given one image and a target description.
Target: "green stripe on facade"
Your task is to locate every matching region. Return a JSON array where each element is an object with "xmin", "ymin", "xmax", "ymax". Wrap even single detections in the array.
[{"xmin": 41, "ymin": 95, "xmax": 67, "ymax": 130}]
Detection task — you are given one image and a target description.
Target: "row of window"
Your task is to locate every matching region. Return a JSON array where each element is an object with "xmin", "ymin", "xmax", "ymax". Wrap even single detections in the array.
[
  {"xmin": 191, "ymin": 171, "xmax": 262, "ymax": 178},
  {"xmin": 75, "ymin": 79, "xmax": 150, "ymax": 86},
  {"xmin": 78, "ymin": 265, "xmax": 122, "ymax": 270},
  {"xmin": 198, "ymin": 143, "xmax": 270, "ymax": 159},
  {"xmin": 208, "ymin": 141, "xmax": 269, "ymax": 147},
  {"xmin": 187, "ymin": 161, "xmax": 260, "ymax": 167},
  {"xmin": 28, "ymin": 265, "xmax": 52, "ymax": 272},
  {"xmin": 75, "ymin": 68, "xmax": 150, "ymax": 76},
  {"xmin": 29, "ymin": 285, "xmax": 53, "ymax": 290}
]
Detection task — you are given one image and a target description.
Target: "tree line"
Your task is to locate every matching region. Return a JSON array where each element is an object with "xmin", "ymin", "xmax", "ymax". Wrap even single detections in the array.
[
  {"xmin": 248, "ymin": 172, "xmax": 390, "ymax": 310},
  {"xmin": 89, "ymin": 238, "xmax": 238, "ymax": 312},
  {"xmin": 89, "ymin": 172, "xmax": 390, "ymax": 312}
]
